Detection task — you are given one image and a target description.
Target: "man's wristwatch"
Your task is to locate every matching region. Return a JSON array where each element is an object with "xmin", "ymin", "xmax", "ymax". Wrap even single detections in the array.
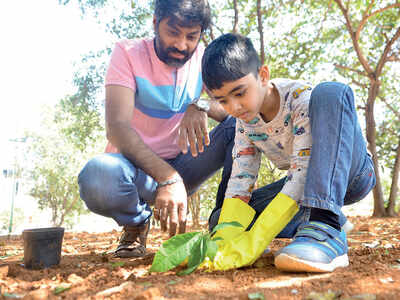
[{"xmin": 192, "ymin": 97, "xmax": 210, "ymax": 112}]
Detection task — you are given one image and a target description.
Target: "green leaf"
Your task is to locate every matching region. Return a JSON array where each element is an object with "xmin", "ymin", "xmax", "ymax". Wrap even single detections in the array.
[
  {"xmin": 205, "ymin": 238, "xmax": 218, "ymax": 261},
  {"xmin": 110, "ymin": 261, "xmax": 125, "ymax": 268},
  {"xmin": 167, "ymin": 279, "xmax": 182, "ymax": 285},
  {"xmin": 150, "ymin": 232, "xmax": 202, "ymax": 272},
  {"xmin": 2, "ymin": 292, "xmax": 23, "ymax": 299},
  {"xmin": 53, "ymin": 285, "xmax": 71, "ymax": 295},
  {"xmin": 248, "ymin": 292, "xmax": 265, "ymax": 300},
  {"xmin": 178, "ymin": 235, "xmax": 207, "ymax": 276},
  {"xmin": 211, "ymin": 221, "xmax": 243, "ymax": 235},
  {"xmin": 138, "ymin": 282, "xmax": 152, "ymax": 287}
]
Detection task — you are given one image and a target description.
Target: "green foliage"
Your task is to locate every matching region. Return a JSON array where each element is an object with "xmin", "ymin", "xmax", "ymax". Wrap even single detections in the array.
[
  {"xmin": 0, "ymin": 208, "xmax": 25, "ymax": 232},
  {"xmin": 25, "ymin": 102, "xmax": 105, "ymax": 226},
  {"xmin": 150, "ymin": 222, "xmax": 242, "ymax": 275}
]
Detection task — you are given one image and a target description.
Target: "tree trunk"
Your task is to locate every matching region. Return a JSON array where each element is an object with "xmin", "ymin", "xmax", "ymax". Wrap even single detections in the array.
[
  {"xmin": 387, "ymin": 140, "xmax": 400, "ymax": 216},
  {"xmin": 188, "ymin": 192, "xmax": 201, "ymax": 228},
  {"xmin": 366, "ymin": 81, "xmax": 386, "ymax": 217},
  {"xmin": 256, "ymin": 0, "xmax": 265, "ymax": 64},
  {"xmin": 232, "ymin": 0, "xmax": 238, "ymax": 33}
]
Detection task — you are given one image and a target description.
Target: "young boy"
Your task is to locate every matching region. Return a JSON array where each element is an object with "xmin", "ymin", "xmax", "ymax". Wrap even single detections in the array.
[{"xmin": 202, "ymin": 33, "xmax": 376, "ymax": 272}]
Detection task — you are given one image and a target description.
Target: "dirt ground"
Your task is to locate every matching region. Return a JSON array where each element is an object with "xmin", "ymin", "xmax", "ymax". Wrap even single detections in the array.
[{"xmin": 1, "ymin": 216, "xmax": 399, "ymax": 300}]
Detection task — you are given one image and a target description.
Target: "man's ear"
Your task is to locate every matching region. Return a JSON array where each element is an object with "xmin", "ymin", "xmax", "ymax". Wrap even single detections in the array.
[
  {"xmin": 153, "ymin": 16, "xmax": 157, "ymax": 31},
  {"xmin": 259, "ymin": 65, "xmax": 270, "ymax": 85}
]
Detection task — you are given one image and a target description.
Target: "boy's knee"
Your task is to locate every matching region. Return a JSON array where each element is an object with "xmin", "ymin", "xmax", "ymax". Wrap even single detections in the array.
[
  {"xmin": 312, "ymin": 82, "xmax": 352, "ymax": 100},
  {"xmin": 311, "ymin": 82, "xmax": 354, "ymax": 111}
]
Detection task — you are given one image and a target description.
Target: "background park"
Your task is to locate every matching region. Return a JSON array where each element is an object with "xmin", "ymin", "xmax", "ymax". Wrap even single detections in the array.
[{"xmin": 0, "ymin": 0, "xmax": 399, "ymax": 299}]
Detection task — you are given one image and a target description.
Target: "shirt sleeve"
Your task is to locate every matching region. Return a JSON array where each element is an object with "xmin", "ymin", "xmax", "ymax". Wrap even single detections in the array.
[
  {"xmin": 280, "ymin": 85, "xmax": 313, "ymax": 202},
  {"xmin": 105, "ymin": 41, "xmax": 137, "ymax": 91},
  {"xmin": 225, "ymin": 121, "xmax": 262, "ymax": 203}
]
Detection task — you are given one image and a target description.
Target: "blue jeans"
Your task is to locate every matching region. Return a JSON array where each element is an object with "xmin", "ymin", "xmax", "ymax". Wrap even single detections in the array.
[
  {"xmin": 78, "ymin": 116, "xmax": 236, "ymax": 227},
  {"xmin": 209, "ymin": 82, "xmax": 376, "ymax": 237}
]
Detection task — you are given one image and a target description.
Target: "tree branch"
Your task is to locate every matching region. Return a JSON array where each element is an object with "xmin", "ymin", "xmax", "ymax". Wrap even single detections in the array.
[
  {"xmin": 334, "ymin": 63, "xmax": 369, "ymax": 77},
  {"xmin": 334, "ymin": 0, "xmax": 374, "ymax": 75},
  {"xmin": 356, "ymin": 3, "xmax": 400, "ymax": 41},
  {"xmin": 376, "ymin": 26, "xmax": 400, "ymax": 76},
  {"xmin": 378, "ymin": 95, "xmax": 400, "ymax": 120},
  {"xmin": 387, "ymin": 53, "xmax": 400, "ymax": 62}
]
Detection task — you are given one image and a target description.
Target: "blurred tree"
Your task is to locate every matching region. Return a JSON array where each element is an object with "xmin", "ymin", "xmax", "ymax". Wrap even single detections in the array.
[
  {"xmin": 327, "ymin": 0, "xmax": 400, "ymax": 216},
  {"xmin": 25, "ymin": 101, "xmax": 105, "ymax": 226}
]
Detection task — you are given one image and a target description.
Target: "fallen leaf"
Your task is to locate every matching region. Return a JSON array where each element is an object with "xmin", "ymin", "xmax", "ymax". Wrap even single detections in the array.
[
  {"xmin": 379, "ymin": 277, "xmax": 394, "ymax": 284},
  {"xmin": 306, "ymin": 290, "xmax": 341, "ymax": 300},
  {"xmin": 341, "ymin": 294, "xmax": 376, "ymax": 300},
  {"xmin": 167, "ymin": 279, "xmax": 182, "ymax": 285},
  {"xmin": 362, "ymin": 241, "xmax": 380, "ymax": 248},
  {"xmin": 110, "ymin": 261, "xmax": 125, "ymax": 268},
  {"xmin": 54, "ymin": 285, "xmax": 71, "ymax": 295},
  {"xmin": 248, "ymin": 292, "xmax": 265, "ymax": 299}
]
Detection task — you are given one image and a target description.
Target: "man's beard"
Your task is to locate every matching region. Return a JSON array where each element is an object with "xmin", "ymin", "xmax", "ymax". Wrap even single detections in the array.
[{"xmin": 154, "ymin": 32, "xmax": 197, "ymax": 68}]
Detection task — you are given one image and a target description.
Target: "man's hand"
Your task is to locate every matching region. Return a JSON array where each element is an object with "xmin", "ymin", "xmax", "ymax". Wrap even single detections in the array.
[
  {"xmin": 178, "ymin": 104, "xmax": 210, "ymax": 157},
  {"xmin": 153, "ymin": 180, "xmax": 188, "ymax": 237}
]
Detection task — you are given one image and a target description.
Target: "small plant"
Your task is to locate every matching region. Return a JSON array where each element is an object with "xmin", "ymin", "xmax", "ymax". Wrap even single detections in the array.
[{"xmin": 150, "ymin": 221, "xmax": 242, "ymax": 275}]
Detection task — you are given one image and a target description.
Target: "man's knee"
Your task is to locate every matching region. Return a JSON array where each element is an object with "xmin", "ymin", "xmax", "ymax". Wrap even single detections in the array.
[
  {"xmin": 208, "ymin": 208, "xmax": 221, "ymax": 232},
  {"xmin": 78, "ymin": 154, "xmax": 125, "ymax": 213}
]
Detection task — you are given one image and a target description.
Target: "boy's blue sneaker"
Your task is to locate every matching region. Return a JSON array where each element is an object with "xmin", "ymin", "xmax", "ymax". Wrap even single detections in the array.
[{"xmin": 274, "ymin": 221, "xmax": 349, "ymax": 272}]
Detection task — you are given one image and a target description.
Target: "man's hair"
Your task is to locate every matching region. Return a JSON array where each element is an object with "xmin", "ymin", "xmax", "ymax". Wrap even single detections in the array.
[
  {"xmin": 154, "ymin": 0, "xmax": 211, "ymax": 32},
  {"xmin": 202, "ymin": 33, "xmax": 261, "ymax": 91}
]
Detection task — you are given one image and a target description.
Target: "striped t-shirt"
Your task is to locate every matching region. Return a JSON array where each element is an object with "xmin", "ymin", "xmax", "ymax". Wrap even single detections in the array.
[{"xmin": 105, "ymin": 39, "xmax": 204, "ymax": 159}]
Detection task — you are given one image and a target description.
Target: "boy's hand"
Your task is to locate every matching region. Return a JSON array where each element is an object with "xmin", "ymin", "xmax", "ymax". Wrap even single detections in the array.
[
  {"xmin": 178, "ymin": 105, "xmax": 210, "ymax": 157},
  {"xmin": 154, "ymin": 180, "xmax": 187, "ymax": 237},
  {"xmin": 210, "ymin": 193, "xmax": 299, "ymax": 270}
]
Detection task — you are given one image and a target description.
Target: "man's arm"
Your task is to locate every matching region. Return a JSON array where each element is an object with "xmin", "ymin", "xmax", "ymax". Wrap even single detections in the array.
[
  {"xmin": 106, "ymin": 85, "xmax": 187, "ymax": 236},
  {"xmin": 178, "ymin": 100, "xmax": 229, "ymax": 156},
  {"xmin": 207, "ymin": 100, "xmax": 229, "ymax": 122}
]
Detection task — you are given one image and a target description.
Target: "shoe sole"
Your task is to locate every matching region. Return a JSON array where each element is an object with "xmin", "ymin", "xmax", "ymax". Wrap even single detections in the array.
[{"xmin": 274, "ymin": 253, "xmax": 349, "ymax": 273}]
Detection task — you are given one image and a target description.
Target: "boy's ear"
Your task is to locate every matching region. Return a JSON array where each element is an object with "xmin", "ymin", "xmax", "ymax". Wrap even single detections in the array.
[{"xmin": 259, "ymin": 65, "xmax": 270, "ymax": 85}]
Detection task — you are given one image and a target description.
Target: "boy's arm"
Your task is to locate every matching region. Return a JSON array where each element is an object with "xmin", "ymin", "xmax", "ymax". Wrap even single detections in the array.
[
  {"xmin": 225, "ymin": 121, "xmax": 261, "ymax": 203},
  {"xmin": 280, "ymin": 85, "xmax": 313, "ymax": 202},
  {"xmin": 212, "ymin": 122, "xmax": 261, "ymax": 242}
]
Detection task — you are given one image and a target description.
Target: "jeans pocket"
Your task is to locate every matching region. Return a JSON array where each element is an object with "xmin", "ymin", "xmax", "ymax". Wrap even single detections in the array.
[{"xmin": 344, "ymin": 154, "xmax": 376, "ymax": 205}]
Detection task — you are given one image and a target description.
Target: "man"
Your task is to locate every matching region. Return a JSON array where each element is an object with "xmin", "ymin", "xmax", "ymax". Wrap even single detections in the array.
[{"xmin": 78, "ymin": 0, "xmax": 235, "ymax": 258}]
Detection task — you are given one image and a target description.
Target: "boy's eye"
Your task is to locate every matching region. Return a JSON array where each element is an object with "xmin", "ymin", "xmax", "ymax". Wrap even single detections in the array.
[
  {"xmin": 219, "ymin": 99, "xmax": 227, "ymax": 105},
  {"xmin": 187, "ymin": 35, "xmax": 197, "ymax": 41},
  {"xmin": 235, "ymin": 90, "xmax": 246, "ymax": 97}
]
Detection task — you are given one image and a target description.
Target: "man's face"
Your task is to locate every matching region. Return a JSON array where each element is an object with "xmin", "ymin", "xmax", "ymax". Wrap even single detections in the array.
[
  {"xmin": 209, "ymin": 73, "xmax": 265, "ymax": 123},
  {"xmin": 154, "ymin": 17, "xmax": 202, "ymax": 68}
]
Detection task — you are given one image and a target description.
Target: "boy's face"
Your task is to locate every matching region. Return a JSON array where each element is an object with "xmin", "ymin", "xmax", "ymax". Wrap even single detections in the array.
[
  {"xmin": 154, "ymin": 17, "xmax": 202, "ymax": 68},
  {"xmin": 209, "ymin": 68, "xmax": 269, "ymax": 123}
]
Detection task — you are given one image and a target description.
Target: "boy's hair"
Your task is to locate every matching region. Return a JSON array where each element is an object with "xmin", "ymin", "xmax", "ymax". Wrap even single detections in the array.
[
  {"xmin": 154, "ymin": 0, "xmax": 211, "ymax": 33},
  {"xmin": 202, "ymin": 33, "xmax": 261, "ymax": 91}
]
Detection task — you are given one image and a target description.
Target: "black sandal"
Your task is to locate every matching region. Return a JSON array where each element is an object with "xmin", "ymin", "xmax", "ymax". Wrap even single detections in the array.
[{"xmin": 114, "ymin": 222, "xmax": 150, "ymax": 258}]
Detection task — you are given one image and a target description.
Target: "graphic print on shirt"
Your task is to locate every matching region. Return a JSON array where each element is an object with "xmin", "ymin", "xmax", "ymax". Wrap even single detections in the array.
[
  {"xmin": 247, "ymin": 117, "xmax": 260, "ymax": 125},
  {"xmin": 236, "ymin": 147, "xmax": 257, "ymax": 158},
  {"xmin": 247, "ymin": 133, "xmax": 269, "ymax": 142},
  {"xmin": 225, "ymin": 79, "xmax": 313, "ymax": 203},
  {"xmin": 292, "ymin": 85, "xmax": 312, "ymax": 99}
]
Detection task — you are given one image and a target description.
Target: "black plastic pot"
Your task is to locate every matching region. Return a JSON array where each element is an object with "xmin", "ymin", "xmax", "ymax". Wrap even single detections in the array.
[{"xmin": 22, "ymin": 227, "xmax": 64, "ymax": 269}]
